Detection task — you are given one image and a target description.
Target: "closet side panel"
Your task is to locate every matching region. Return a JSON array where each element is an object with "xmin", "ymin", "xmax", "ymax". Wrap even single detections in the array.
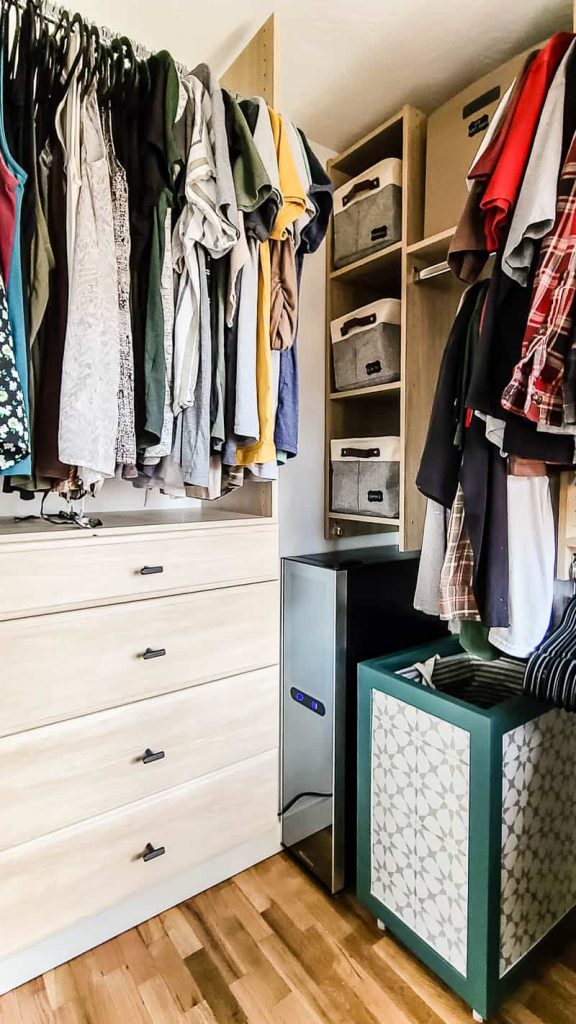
[{"xmin": 220, "ymin": 14, "xmax": 277, "ymax": 105}]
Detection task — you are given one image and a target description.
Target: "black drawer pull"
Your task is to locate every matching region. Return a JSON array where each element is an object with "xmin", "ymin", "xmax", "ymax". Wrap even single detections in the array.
[
  {"xmin": 142, "ymin": 842, "xmax": 166, "ymax": 863},
  {"xmin": 370, "ymin": 225, "xmax": 388, "ymax": 242},
  {"xmin": 142, "ymin": 647, "xmax": 166, "ymax": 660},
  {"xmin": 368, "ymin": 490, "xmax": 384, "ymax": 503},
  {"xmin": 140, "ymin": 565, "xmax": 164, "ymax": 575},
  {"xmin": 142, "ymin": 748, "xmax": 165, "ymax": 764},
  {"xmin": 365, "ymin": 360, "xmax": 382, "ymax": 376}
]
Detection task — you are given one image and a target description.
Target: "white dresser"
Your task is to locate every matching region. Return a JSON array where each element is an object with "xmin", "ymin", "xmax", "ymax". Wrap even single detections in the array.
[{"xmin": 0, "ymin": 508, "xmax": 280, "ymax": 993}]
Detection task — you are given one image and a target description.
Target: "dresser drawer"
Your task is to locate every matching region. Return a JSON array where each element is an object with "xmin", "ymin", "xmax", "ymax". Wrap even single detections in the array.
[
  {"xmin": 0, "ymin": 750, "xmax": 278, "ymax": 958},
  {"xmin": 0, "ymin": 524, "xmax": 278, "ymax": 618},
  {"xmin": 0, "ymin": 583, "xmax": 279, "ymax": 737},
  {"xmin": 0, "ymin": 667, "xmax": 278, "ymax": 851}
]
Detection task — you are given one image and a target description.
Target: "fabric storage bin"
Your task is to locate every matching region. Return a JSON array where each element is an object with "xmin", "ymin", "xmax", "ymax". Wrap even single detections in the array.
[
  {"xmin": 330, "ymin": 299, "xmax": 401, "ymax": 392},
  {"xmin": 333, "ymin": 159, "xmax": 402, "ymax": 269},
  {"xmin": 357, "ymin": 637, "xmax": 576, "ymax": 1021},
  {"xmin": 330, "ymin": 437, "xmax": 400, "ymax": 518}
]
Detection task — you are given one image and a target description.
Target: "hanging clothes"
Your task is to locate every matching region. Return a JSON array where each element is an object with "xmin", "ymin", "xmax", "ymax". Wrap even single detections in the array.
[
  {"xmin": 417, "ymin": 283, "xmax": 486, "ymax": 508},
  {"xmin": 489, "ymin": 473, "xmax": 555, "ymax": 657},
  {"xmin": 478, "ymin": 33, "xmax": 573, "ymax": 253},
  {"xmin": 139, "ymin": 51, "xmax": 180, "ymax": 453},
  {"xmin": 439, "ymin": 487, "xmax": 481, "ymax": 622},
  {"xmin": 104, "ymin": 119, "xmax": 137, "ymax": 476},
  {"xmin": 58, "ymin": 85, "xmax": 120, "ymax": 486},
  {"xmin": 0, "ymin": 50, "xmax": 29, "ymax": 478},
  {"xmin": 274, "ymin": 132, "xmax": 333, "ymax": 461},
  {"xmin": 448, "ymin": 58, "xmax": 535, "ymax": 285},
  {"xmin": 235, "ymin": 107, "xmax": 307, "ymax": 469},
  {"xmin": 0, "ymin": 7, "xmax": 324, "ymax": 495},
  {"xmin": 501, "ymin": 131, "xmax": 576, "ymax": 430},
  {"xmin": 0, "ymin": 272, "xmax": 29, "ymax": 470},
  {"xmin": 34, "ymin": 124, "xmax": 70, "ymax": 482},
  {"xmin": 523, "ymin": 599, "xmax": 576, "ymax": 710},
  {"xmin": 503, "ymin": 40, "xmax": 576, "ymax": 286}
]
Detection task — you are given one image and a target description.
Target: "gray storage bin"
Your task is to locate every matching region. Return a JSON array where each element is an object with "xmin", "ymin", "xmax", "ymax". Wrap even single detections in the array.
[
  {"xmin": 333, "ymin": 159, "xmax": 402, "ymax": 269},
  {"xmin": 331, "ymin": 299, "xmax": 401, "ymax": 392},
  {"xmin": 331, "ymin": 437, "xmax": 400, "ymax": 518}
]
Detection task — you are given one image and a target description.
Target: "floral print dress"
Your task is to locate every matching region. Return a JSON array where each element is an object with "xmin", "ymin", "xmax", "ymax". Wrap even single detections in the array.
[{"xmin": 0, "ymin": 273, "xmax": 29, "ymax": 470}]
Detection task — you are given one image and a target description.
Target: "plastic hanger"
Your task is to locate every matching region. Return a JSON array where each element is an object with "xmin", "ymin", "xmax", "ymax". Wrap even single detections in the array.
[
  {"xmin": 6, "ymin": 0, "xmax": 22, "ymax": 78},
  {"xmin": 81, "ymin": 22, "xmax": 100, "ymax": 98}
]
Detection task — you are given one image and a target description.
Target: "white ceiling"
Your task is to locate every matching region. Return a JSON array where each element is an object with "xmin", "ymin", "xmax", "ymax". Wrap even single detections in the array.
[{"xmin": 62, "ymin": 0, "xmax": 572, "ymax": 152}]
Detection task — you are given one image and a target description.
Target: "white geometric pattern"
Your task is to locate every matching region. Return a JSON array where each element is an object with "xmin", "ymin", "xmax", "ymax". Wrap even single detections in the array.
[
  {"xmin": 500, "ymin": 710, "xmax": 576, "ymax": 976},
  {"xmin": 370, "ymin": 690, "xmax": 470, "ymax": 976}
]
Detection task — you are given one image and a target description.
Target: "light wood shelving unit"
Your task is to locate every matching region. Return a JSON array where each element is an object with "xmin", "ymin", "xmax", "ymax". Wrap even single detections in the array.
[{"xmin": 325, "ymin": 105, "xmax": 465, "ymax": 549}]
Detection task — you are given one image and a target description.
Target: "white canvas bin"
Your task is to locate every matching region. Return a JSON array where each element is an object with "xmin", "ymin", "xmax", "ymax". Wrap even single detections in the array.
[
  {"xmin": 330, "ymin": 437, "xmax": 400, "ymax": 518},
  {"xmin": 330, "ymin": 299, "xmax": 401, "ymax": 392},
  {"xmin": 333, "ymin": 159, "xmax": 402, "ymax": 269}
]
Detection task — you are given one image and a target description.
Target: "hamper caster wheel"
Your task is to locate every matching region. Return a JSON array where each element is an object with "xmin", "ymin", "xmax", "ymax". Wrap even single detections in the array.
[
  {"xmin": 472, "ymin": 1012, "xmax": 484, "ymax": 1022},
  {"xmin": 377, "ymin": 920, "xmax": 387, "ymax": 932}
]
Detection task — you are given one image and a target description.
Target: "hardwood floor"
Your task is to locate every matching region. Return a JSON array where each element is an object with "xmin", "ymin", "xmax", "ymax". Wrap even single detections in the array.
[{"xmin": 1, "ymin": 852, "xmax": 575, "ymax": 1023}]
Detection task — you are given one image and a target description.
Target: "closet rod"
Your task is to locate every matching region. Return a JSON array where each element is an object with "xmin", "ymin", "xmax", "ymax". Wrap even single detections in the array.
[{"xmin": 10, "ymin": 0, "xmax": 188, "ymax": 72}]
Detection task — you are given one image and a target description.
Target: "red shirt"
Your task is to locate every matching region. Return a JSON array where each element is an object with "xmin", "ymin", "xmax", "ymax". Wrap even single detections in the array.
[
  {"xmin": 480, "ymin": 32, "xmax": 574, "ymax": 252},
  {"xmin": 468, "ymin": 52, "xmax": 536, "ymax": 186},
  {"xmin": 0, "ymin": 151, "xmax": 16, "ymax": 285}
]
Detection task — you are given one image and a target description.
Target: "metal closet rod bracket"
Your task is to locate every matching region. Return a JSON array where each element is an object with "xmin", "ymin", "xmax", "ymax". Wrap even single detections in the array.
[
  {"xmin": 411, "ymin": 250, "xmax": 496, "ymax": 284},
  {"xmin": 411, "ymin": 260, "xmax": 452, "ymax": 284}
]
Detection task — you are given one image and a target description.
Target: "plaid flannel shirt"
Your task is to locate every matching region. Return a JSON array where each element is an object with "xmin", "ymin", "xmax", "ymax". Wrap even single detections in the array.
[
  {"xmin": 501, "ymin": 133, "xmax": 576, "ymax": 427},
  {"xmin": 439, "ymin": 487, "xmax": 480, "ymax": 622}
]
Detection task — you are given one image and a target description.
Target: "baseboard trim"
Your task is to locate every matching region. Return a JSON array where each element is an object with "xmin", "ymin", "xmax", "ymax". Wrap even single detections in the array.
[{"xmin": 0, "ymin": 828, "xmax": 280, "ymax": 994}]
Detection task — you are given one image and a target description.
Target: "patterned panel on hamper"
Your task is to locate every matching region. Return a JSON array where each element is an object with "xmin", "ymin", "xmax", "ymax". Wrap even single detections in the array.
[
  {"xmin": 500, "ymin": 711, "xmax": 576, "ymax": 976},
  {"xmin": 370, "ymin": 690, "xmax": 471, "ymax": 976}
]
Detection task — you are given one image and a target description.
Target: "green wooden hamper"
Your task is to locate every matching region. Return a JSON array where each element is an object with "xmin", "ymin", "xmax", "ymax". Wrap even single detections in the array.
[{"xmin": 356, "ymin": 637, "xmax": 576, "ymax": 1020}]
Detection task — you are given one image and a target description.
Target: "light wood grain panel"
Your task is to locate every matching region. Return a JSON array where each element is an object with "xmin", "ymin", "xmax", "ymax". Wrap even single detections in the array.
[
  {"xmin": 398, "ymin": 105, "xmax": 428, "ymax": 551},
  {"xmin": 556, "ymin": 472, "xmax": 576, "ymax": 580},
  {"xmin": 220, "ymin": 14, "xmax": 277, "ymax": 106},
  {"xmin": 400, "ymin": 105, "xmax": 427, "ymax": 249},
  {"xmin": 0, "ymin": 524, "xmax": 278, "ymax": 620},
  {"xmin": 0, "ymin": 582, "xmax": 279, "ymax": 737},
  {"xmin": 0, "ymin": 751, "xmax": 278, "ymax": 959},
  {"xmin": 402, "ymin": 264, "xmax": 464, "ymax": 551},
  {"xmin": 0, "ymin": 509, "xmax": 267, "ymax": 540},
  {"xmin": 0, "ymin": 667, "xmax": 279, "ymax": 851}
]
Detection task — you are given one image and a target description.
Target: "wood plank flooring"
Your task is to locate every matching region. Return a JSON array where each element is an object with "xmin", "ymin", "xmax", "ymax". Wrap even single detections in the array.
[{"xmin": 1, "ymin": 852, "xmax": 575, "ymax": 1023}]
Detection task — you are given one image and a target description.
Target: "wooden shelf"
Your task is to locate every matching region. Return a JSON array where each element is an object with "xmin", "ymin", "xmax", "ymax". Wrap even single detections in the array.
[
  {"xmin": 329, "ymin": 382, "xmax": 401, "ymax": 401},
  {"xmin": 407, "ymin": 226, "xmax": 456, "ymax": 263},
  {"xmin": 330, "ymin": 242, "xmax": 402, "ymax": 288},
  {"xmin": 331, "ymin": 111, "xmax": 404, "ymax": 177},
  {"xmin": 325, "ymin": 104, "xmax": 429, "ymax": 549},
  {"xmin": 328, "ymin": 512, "xmax": 400, "ymax": 527},
  {"xmin": 0, "ymin": 508, "xmax": 266, "ymax": 541}
]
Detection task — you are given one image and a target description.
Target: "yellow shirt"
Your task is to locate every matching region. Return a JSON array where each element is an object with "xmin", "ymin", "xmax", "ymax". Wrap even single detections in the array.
[
  {"xmin": 235, "ymin": 241, "xmax": 276, "ymax": 466},
  {"xmin": 268, "ymin": 107, "xmax": 308, "ymax": 240},
  {"xmin": 237, "ymin": 110, "xmax": 307, "ymax": 467}
]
